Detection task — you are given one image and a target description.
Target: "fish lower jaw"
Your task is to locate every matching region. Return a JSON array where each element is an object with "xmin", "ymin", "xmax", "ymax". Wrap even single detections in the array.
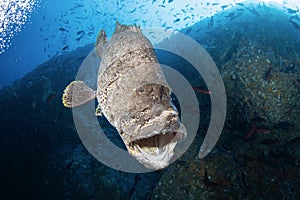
[{"xmin": 127, "ymin": 133, "xmax": 177, "ymax": 170}]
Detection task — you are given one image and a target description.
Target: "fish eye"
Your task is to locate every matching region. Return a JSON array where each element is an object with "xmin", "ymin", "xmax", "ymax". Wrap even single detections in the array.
[
  {"xmin": 138, "ymin": 88, "xmax": 144, "ymax": 93},
  {"xmin": 136, "ymin": 87, "xmax": 145, "ymax": 94}
]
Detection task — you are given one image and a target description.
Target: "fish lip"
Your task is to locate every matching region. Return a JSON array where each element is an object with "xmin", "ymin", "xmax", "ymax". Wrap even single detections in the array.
[
  {"xmin": 130, "ymin": 133, "xmax": 178, "ymax": 169},
  {"xmin": 127, "ymin": 109, "xmax": 179, "ymax": 144},
  {"xmin": 125, "ymin": 108, "xmax": 187, "ymax": 169},
  {"xmin": 127, "ymin": 123, "xmax": 187, "ymax": 170},
  {"xmin": 127, "ymin": 109, "xmax": 186, "ymax": 150},
  {"xmin": 131, "ymin": 125, "xmax": 178, "ymax": 144}
]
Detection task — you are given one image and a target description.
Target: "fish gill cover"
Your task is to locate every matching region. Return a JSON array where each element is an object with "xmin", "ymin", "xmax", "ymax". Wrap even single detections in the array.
[{"xmin": 0, "ymin": 0, "xmax": 300, "ymax": 200}]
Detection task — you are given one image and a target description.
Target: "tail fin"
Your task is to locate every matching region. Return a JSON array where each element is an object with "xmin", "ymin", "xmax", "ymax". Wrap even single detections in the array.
[{"xmin": 62, "ymin": 81, "xmax": 96, "ymax": 108}]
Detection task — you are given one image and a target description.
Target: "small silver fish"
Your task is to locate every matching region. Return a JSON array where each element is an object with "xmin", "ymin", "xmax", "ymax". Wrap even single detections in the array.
[{"xmin": 62, "ymin": 22, "xmax": 187, "ymax": 170}]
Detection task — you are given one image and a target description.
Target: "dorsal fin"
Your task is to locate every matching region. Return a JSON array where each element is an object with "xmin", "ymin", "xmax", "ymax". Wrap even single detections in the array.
[
  {"xmin": 95, "ymin": 29, "xmax": 108, "ymax": 58},
  {"xmin": 113, "ymin": 21, "xmax": 142, "ymax": 35}
]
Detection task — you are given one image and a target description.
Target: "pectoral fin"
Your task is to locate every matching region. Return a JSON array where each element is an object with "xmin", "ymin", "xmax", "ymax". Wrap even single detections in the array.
[
  {"xmin": 62, "ymin": 81, "xmax": 96, "ymax": 108},
  {"xmin": 95, "ymin": 104, "xmax": 103, "ymax": 116}
]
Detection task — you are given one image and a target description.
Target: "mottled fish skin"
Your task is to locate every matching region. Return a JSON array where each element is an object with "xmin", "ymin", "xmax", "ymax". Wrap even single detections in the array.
[
  {"xmin": 63, "ymin": 22, "xmax": 187, "ymax": 170},
  {"xmin": 95, "ymin": 22, "xmax": 187, "ymax": 169}
]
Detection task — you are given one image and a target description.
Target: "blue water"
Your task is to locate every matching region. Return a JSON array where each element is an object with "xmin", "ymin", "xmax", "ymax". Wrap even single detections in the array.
[{"xmin": 1, "ymin": 0, "xmax": 298, "ymax": 88}]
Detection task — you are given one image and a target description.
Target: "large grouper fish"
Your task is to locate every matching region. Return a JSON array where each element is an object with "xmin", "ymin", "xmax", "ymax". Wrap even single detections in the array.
[{"xmin": 62, "ymin": 22, "xmax": 187, "ymax": 170}]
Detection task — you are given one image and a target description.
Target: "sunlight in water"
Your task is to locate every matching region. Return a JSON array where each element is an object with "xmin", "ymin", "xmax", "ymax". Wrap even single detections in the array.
[{"xmin": 0, "ymin": 0, "xmax": 37, "ymax": 54}]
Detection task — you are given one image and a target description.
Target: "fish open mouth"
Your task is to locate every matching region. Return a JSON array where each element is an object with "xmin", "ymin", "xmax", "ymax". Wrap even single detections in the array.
[
  {"xmin": 128, "ymin": 132, "xmax": 179, "ymax": 169},
  {"xmin": 132, "ymin": 132, "xmax": 176, "ymax": 154},
  {"xmin": 124, "ymin": 110, "xmax": 187, "ymax": 169}
]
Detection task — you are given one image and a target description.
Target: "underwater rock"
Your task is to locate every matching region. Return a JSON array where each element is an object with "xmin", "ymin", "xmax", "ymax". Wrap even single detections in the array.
[
  {"xmin": 0, "ymin": 43, "xmax": 162, "ymax": 199},
  {"xmin": 1, "ymin": 2, "xmax": 300, "ymax": 200},
  {"xmin": 195, "ymin": 4, "xmax": 300, "ymax": 131},
  {"xmin": 152, "ymin": 4, "xmax": 300, "ymax": 199}
]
